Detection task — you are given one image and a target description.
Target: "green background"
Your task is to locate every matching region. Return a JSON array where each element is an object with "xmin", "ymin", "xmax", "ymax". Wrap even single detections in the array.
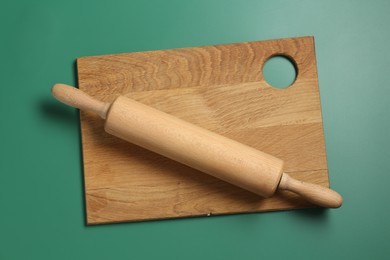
[{"xmin": 1, "ymin": 0, "xmax": 389, "ymax": 259}]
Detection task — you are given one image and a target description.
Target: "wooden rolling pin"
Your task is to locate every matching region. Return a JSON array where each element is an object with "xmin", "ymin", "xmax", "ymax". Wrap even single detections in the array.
[{"xmin": 52, "ymin": 84, "xmax": 342, "ymax": 208}]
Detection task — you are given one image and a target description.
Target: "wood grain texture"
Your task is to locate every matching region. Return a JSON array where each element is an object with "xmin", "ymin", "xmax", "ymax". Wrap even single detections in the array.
[{"xmin": 77, "ymin": 36, "xmax": 330, "ymax": 224}]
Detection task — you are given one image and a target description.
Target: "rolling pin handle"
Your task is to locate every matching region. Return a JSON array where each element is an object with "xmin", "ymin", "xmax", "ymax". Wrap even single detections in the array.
[
  {"xmin": 278, "ymin": 173, "xmax": 343, "ymax": 208},
  {"xmin": 51, "ymin": 84, "xmax": 111, "ymax": 119}
]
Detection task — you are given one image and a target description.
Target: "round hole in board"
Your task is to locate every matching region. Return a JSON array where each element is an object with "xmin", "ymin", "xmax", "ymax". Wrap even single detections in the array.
[{"xmin": 262, "ymin": 55, "xmax": 297, "ymax": 89}]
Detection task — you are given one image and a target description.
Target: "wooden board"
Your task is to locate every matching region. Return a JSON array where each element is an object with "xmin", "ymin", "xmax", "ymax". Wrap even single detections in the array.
[{"xmin": 77, "ymin": 36, "xmax": 330, "ymax": 224}]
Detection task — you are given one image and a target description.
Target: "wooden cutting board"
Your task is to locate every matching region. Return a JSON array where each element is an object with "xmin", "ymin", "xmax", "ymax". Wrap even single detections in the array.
[{"xmin": 77, "ymin": 36, "xmax": 330, "ymax": 224}]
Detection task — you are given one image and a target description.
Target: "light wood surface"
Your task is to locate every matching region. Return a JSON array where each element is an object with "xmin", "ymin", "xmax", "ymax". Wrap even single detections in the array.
[{"xmin": 76, "ymin": 36, "xmax": 335, "ymax": 224}]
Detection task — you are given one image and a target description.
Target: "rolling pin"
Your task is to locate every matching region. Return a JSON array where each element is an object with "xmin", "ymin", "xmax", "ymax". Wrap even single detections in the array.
[{"xmin": 52, "ymin": 84, "xmax": 342, "ymax": 208}]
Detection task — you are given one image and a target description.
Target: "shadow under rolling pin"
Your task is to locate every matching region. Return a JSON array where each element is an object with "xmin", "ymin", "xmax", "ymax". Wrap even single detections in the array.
[{"xmin": 52, "ymin": 84, "xmax": 342, "ymax": 208}]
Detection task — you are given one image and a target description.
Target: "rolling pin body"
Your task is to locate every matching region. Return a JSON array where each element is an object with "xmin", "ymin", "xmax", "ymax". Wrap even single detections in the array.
[
  {"xmin": 52, "ymin": 84, "xmax": 342, "ymax": 208},
  {"xmin": 106, "ymin": 96, "xmax": 283, "ymax": 197}
]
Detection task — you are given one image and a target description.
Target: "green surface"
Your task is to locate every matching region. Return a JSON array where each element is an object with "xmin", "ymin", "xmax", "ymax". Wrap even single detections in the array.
[
  {"xmin": 1, "ymin": 0, "xmax": 390, "ymax": 259},
  {"xmin": 262, "ymin": 55, "xmax": 297, "ymax": 89}
]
